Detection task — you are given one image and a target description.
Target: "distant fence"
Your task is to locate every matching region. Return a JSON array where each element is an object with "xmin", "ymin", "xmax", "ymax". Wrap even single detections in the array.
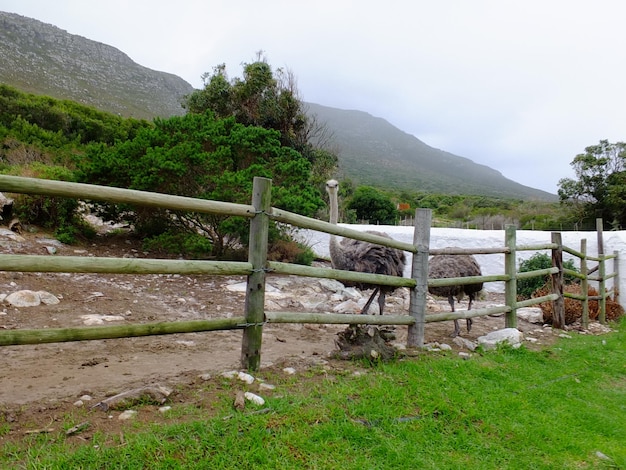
[{"xmin": 0, "ymin": 175, "xmax": 618, "ymax": 371}]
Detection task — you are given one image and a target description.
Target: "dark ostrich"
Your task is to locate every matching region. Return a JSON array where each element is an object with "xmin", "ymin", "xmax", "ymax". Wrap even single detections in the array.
[
  {"xmin": 325, "ymin": 179, "xmax": 406, "ymax": 315},
  {"xmin": 428, "ymin": 252, "xmax": 483, "ymax": 337}
]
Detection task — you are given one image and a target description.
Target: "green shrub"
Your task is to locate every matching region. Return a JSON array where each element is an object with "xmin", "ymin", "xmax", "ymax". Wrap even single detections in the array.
[
  {"xmin": 517, "ymin": 252, "xmax": 579, "ymax": 299},
  {"xmin": 142, "ymin": 231, "xmax": 213, "ymax": 259}
]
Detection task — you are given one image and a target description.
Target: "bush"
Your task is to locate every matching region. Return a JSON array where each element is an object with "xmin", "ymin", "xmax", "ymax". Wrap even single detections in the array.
[
  {"xmin": 142, "ymin": 231, "xmax": 213, "ymax": 259},
  {"xmin": 268, "ymin": 239, "xmax": 315, "ymax": 265},
  {"xmin": 517, "ymin": 252, "xmax": 579, "ymax": 299}
]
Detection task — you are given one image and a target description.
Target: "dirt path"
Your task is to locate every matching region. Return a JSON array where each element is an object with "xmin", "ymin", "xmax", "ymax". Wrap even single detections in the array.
[{"xmin": 1, "ymin": 230, "xmax": 552, "ymax": 407}]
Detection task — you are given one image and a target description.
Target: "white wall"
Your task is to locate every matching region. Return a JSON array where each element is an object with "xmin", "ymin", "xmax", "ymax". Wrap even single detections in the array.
[{"xmin": 300, "ymin": 225, "xmax": 625, "ymax": 305}]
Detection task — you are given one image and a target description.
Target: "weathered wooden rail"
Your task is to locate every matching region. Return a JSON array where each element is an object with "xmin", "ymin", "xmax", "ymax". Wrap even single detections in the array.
[{"xmin": 0, "ymin": 175, "xmax": 618, "ymax": 371}]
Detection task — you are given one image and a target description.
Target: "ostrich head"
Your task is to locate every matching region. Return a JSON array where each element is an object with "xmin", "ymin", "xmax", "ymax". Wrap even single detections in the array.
[{"xmin": 325, "ymin": 179, "xmax": 339, "ymax": 225}]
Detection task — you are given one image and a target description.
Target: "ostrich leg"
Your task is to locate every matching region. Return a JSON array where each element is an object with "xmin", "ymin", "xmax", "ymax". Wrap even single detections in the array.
[
  {"xmin": 448, "ymin": 295, "xmax": 461, "ymax": 338},
  {"xmin": 360, "ymin": 287, "xmax": 380, "ymax": 314},
  {"xmin": 466, "ymin": 294, "xmax": 474, "ymax": 333},
  {"xmin": 377, "ymin": 291, "xmax": 386, "ymax": 315}
]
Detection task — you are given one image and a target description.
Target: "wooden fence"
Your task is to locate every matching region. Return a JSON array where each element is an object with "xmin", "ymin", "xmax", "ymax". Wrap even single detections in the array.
[{"xmin": 0, "ymin": 175, "xmax": 619, "ymax": 371}]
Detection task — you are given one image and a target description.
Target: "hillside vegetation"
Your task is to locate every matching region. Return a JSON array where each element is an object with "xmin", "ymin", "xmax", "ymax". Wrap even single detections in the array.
[{"xmin": 0, "ymin": 11, "xmax": 193, "ymax": 119}]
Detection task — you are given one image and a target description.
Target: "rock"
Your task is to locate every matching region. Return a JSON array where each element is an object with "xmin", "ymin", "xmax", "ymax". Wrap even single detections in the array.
[
  {"xmin": 516, "ymin": 307, "xmax": 544, "ymax": 323},
  {"xmin": 237, "ymin": 372, "xmax": 255, "ymax": 384},
  {"xmin": 332, "ymin": 300, "xmax": 361, "ymax": 314},
  {"xmin": 477, "ymin": 328, "xmax": 524, "ymax": 350},
  {"xmin": 244, "ymin": 392, "xmax": 265, "ymax": 406},
  {"xmin": 6, "ymin": 290, "xmax": 41, "ymax": 307},
  {"xmin": 80, "ymin": 314, "xmax": 125, "ymax": 325},
  {"xmin": 0, "ymin": 228, "xmax": 25, "ymax": 242},
  {"xmin": 282, "ymin": 367, "xmax": 296, "ymax": 375},
  {"xmin": 453, "ymin": 336, "xmax": 477, "ymax": 351},
  {"xmin": 118, "ymin": 410, "xmax": 137, "ymax": 420},
  {"xmin": 221, "ymin": 370, "xmax": 239, "ymax": 379},
  {"xmin": 37, "ymin": 291, "xmax": 60, "ymax": 305}
]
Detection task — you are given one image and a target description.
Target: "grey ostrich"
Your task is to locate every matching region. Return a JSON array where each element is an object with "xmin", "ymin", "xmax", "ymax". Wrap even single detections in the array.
[
  {"xmin": 428, "ymin": 252, "xmax": 483, "ymax": 337},
  {"xmin": 325, "ymin": 179, "xmax": 406, "ymax": 315}
]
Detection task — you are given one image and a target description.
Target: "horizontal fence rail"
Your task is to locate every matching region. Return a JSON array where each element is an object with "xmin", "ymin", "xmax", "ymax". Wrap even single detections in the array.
[{"xmin": 0, "ymin": 175, "xmax": 619, "ymax": 371}]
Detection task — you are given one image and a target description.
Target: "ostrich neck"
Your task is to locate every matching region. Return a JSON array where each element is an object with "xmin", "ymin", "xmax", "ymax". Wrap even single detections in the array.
[{"xmin": 328, "ymin": 190, "xmax": 341, "ymax": 268}]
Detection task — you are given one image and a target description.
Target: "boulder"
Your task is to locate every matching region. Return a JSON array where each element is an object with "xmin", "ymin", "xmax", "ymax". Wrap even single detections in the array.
[{"xmin": 477, "ymin": 328, "xmax": 524, "ymax": 350}]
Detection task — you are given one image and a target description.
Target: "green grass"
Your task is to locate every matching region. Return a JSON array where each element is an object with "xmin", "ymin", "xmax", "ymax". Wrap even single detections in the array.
[{"xmin": 2, "ymin": 319, "xmax": 625, "ymax": 469}]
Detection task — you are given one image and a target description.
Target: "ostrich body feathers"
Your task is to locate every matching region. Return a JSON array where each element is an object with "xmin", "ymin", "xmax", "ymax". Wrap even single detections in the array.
[{"xmin": 428, "ymin": 252, "xmax": 483, "ymax": 336}]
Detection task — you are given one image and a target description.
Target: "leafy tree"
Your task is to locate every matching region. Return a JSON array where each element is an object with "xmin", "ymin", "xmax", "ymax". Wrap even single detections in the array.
[
  {"xmin": 77, "ymin": 111, "xmax": 324, "ymax": 257},
  {"xmin": 558, "ymin": 140, "xmax": 626, "ymax": 229},
  {"xmin": 184, "ymin": 56, "xmax": 337, "ymax": 186},
  {"xmin": 347, "ymin": 186, "xmax": 398, "ymax": 224}
]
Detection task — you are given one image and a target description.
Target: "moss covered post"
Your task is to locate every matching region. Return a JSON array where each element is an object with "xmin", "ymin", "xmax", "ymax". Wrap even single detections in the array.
[
  {"xmin": 241, "ymin": 177, "xmax": 271, "ymax": 371},
  {"xmin": 407, "ymin": 208, "xmax": 431, "ymax": 348},
  {"xmin": 550, "ymin": 232, "xmax": 565, "ymax": 329},
  {"xmin": 504, "ymin": 225, "xmax": 517, "ymax": 328}
]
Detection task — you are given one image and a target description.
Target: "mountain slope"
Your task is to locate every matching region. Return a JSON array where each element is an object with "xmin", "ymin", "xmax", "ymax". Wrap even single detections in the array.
[
  {"xmin": 0, "ymin": 10, "xmax": 555, "ymax": 200},
  {"xmin": 306, "ymin": 103, "xmax": 555, "ymax": 200},
  {"xmin": 0, "ymin": 11, "xmax": 193, "ymax": 119}
]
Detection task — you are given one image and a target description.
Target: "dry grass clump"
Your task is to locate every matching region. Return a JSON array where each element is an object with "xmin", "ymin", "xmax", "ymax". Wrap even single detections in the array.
[{"xmin": 534, "ymin": 284, "xmax": 624, "ymax": 325}]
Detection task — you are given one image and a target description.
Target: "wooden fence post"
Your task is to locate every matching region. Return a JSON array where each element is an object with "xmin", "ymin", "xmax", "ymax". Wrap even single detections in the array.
[
  {"xmin": 580, "ymin": 239, "xmax": 589, "ymax": 329},
  {"xmin": 504, "ymin": 225, "xmax": 517, "ymax": 328},
  {"xmin": 596, "ymin": 218, "xmax": 606, "ymax": 324},
  {"xmin": 551, "ymin": 232, "xmax": 565, "ymax": 329},
  {"xmin": 241, "ymin": 177, "xmax": 271, "ymax": 371},
  {"xmin": 407, "ymin": 208, "xmax": 431, "ymax": 348},
  {"xmin": 613, "ymin": 250, "xmax": 620, "ymax": 304}
]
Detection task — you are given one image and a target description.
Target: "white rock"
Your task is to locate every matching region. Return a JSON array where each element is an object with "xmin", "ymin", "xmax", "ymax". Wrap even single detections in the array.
[
  {"xmin": 159, "ymin": 406, "xmax": 172, "ymax": 413},
  {"xmin": 221, "ymin": 370, "xmax": 239, "ymax": 379},
  {"xmin": 439, "ymin": 343, "xmax": 452, "ymax": 351},
  {"xmin": 6, "ymin": 290, "xmax": 40, "ymax": 307},
  {"xmin": 282, "ymin": 367, "xmax": 296, "ymax": 375},
  {"xmin": 198, "ymin": 373, "xmax": 212, "ymax": 381},
  {"xmin": 453, "ymin": 336, "xmax": 477, "ymax": 351},
  {"xmin": 516, "ymin": 307, "xmax": 544, "ymax": 323},
  {"xmin": 237, "ymin": 372, "xmax": 255, "ymax": 384},
  {"xmin": 525, "ymin": 337, "xmax": 538, "ymax": 343},
  {"xmin": 118, "ymin": 410, "xmax": 137, "ymax": 420},
  {"xmin": 559, "ymin": 333, "xmax": 573, "ymax": 339},
  {"xmin": 73, "ymin": 400, "xmax": 84, "ymax": 407},
  {"xmin": 80, "ymin": 394, "xmax": 93, "ymax": 401},
  {"xmin": 458, "ymin": 352, "xmax": 472, "ymax": 359},
  {"xmin": 0, "ymin": 228, "xmax": 25, "ymax": 242},
  {"xmin": 259, "ymin": 383, "xmax": 276, "ymax": 391},
  {"xmin": 244, "ymin": 392, "xmax": 265, "ymax": 406},
  {"xmin": 225, "ymin": 282, "xmax": 247, "ymax": 293},
  {"xmin": 477, "ymin": 328, "xmax": 524, "ymax": 350},
  {"xmin": 317, "ymin": 278, "xmax": 346, "ymax": 292},
  {"xmin": 37, "ymin": 291, "xmax": 60, "ymax": 305},
  {"xmin": 80, "ymin": 314, "xmax": 125, "ymax": 325},
  {"xmin": 333, "ymin": 300, "xmax": 361, "ymax": 314}
]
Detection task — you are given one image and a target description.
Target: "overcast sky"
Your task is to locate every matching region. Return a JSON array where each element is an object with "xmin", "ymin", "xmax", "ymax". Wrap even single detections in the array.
[{"xmin": 2, "ymin": 0, "xmax": 625, "ymax": 195}]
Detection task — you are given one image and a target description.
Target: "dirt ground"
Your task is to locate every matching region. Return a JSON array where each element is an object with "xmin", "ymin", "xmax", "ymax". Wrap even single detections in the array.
[{"xmin": 0, "ymin": 227, "xmax": 578, "ymax": 443}]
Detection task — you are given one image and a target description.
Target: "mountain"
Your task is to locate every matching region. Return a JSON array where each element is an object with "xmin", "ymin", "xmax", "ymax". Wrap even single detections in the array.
[
  {"xmin": 0, "ymin": 11, "xmax": 193, "ymax": 119},
  {"xmin": 0, "ymin": 10, "xmax": 555, "ymax": 201},
  {"xmin": 305, "ymin": 103, "xmax": 555, "ymax": 200}
]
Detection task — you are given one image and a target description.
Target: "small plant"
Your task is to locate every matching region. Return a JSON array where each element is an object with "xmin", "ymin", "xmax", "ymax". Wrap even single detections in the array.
[{"xmin": 517, "ymin": 252, "xmax": 578, "ymax": 299}]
